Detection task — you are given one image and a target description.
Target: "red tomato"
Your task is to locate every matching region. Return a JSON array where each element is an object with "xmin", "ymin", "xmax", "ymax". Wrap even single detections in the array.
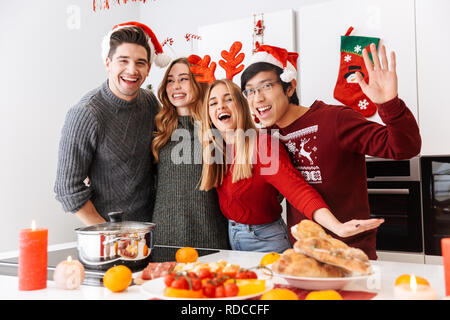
[
  {"xmin": 235, "ymin": 271, "xmax": 248, "ymax": 279},
  {"xmin": 223, "ymin": 271, "xmax": 237, "ymax": 278},
  {"xmin": 190, "ymin": 277, "xmax": 202, "ymax": 291},
  {"xmin": 171, "ymin": 277, "xmax": 189, "ymax": 290},
  {"xmin": 197, "ymin": 268, "xmax": 212, "ymax": 280},
  {"xmin": 202, "ymin": 282, "xmax": 216, "ymax": 298},
  {"xmin": 224, "ymin": 282, "xmax": 239, "ymax": 297},
  {"xmin": 164, "ymin": 273, "xmax": 175, "ymax": 287},
  {"xmin": 235, "ymin": 269, "xmax": 258, "ymax": 280},
  {"xmin": 215, "ymin": 285, "xmax": 225, "ymax": 298}
]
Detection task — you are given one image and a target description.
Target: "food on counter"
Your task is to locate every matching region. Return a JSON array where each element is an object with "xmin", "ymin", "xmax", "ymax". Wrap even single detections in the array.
[
  {"xmin": 291, "ymin": 219, "xmax": 328, "ymax": 240},
  {"xmin": 162, "ymin": 267, "xmax": 265, "ymax": 299},
  {"xmin": 175, "ymin": 247, "xmax": 199, "ymax": 263},
  {"xmin": 291, "ymin": 220, "xmax": 348, "ymax": 249},
  {"xmin": 294, "ymin": 237, "xmax": 371, "ymax": 275},
  {"xmin": 305, "ymin": 290, "xmax": 343, "ymax": 300},
  {"xmin": 134, "ymin": 261, "xmax": 177, "ymax": 285},
  {"xmin": 103, "ymin": 265, "xmax": 132, "ymax": 292},
  {"xmin": 174, "ymin": 259, "xmax": 240, "ymax": 276},
  {"xmin": 228, "ymin": 279, "xmax": 265, "ymax": 296},
  {"xmin": 260, "ymin": 252, "xmax": 280, "ymax": 267},
  {"xmin": 272, "ymin": 249, "xmax": 347, "ymax": 278},
  {"xmin": 142, "ymin": 261, "xmax": 177, "ymax": 280},
  {"xmin": 260, "ymin": 288, "xmax": 299, "ymax": 300},
  {"xmin": 291, "ymin": 220, "xmax": 372, "ymax": 275}
]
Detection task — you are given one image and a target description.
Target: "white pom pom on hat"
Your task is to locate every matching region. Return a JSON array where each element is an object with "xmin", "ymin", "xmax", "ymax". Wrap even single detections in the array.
[
  {"xmin": 248, "ymin": 45, "xmax": 299, "ymax": 83},
  {"xmin": 101, "ymin": 21, "xmax": 171, "ymax": 68}
]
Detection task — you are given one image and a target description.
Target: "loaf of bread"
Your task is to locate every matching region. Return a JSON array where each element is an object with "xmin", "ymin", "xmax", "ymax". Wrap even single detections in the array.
[{"xmin": 272, "ymin": 249, "xmax": 347, "ymax": 278}]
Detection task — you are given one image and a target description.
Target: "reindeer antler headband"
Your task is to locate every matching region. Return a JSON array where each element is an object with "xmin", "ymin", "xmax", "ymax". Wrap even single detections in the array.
[{"xmin": 188, "ymin": 41, "xmax": 245, "ymax": 83}]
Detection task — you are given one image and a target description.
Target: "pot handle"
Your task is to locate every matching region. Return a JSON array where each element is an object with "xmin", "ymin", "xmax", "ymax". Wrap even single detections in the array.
[{"xmin": 108, "ymin": 211, "xmax": 124, "ymax": 223}]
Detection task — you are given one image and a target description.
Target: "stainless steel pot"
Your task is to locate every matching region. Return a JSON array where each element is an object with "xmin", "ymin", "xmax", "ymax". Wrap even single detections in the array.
[{"xmin": 75, "ymin": 212, "xmax": 156, "ymax": 271}]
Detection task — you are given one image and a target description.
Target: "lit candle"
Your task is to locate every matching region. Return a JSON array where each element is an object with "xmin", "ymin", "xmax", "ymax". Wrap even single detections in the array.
[
  {"xmin": 53, "ymin": 256, "xmax": 85, "ymax": 290},
  {"xmin": 18, "ymin": 220, "xmax": 48, "ymax": 291},
  {"xmin": 394, "ymin": 274, "xmax": 438, "ymax": 300}
]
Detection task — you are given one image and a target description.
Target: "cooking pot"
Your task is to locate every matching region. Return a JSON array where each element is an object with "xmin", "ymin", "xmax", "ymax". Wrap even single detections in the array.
[{"xmin": 75, "ymin": 212, "xmax": 156, "ymax": 271}]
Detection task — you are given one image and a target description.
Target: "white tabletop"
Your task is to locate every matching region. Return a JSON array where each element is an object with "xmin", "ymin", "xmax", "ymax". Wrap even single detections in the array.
[{"xmin": 0, "ymin": 244, "xmax": 447, "ymax": 300}]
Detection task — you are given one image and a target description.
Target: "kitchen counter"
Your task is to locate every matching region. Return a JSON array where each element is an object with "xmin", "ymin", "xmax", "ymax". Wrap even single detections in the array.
[{"xmin": 0, "ymin": 243, "xmax": 446, "ymax": 300}]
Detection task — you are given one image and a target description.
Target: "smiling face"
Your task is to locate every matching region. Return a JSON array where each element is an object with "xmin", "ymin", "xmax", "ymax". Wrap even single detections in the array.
[
  {"xmin": 208, "ymin": 83, "xmax": 239, "ymax": 135},
  {"xmin": 106, "ymin": 42, "xmax": 150, "ymax": 102},
  {"xmin": 244, "ymin": 70, "xmax": 292, "ymax": 127},
  {"xmin": 165, "ymin": 62, "xmax": 195, "ymax": 114}
]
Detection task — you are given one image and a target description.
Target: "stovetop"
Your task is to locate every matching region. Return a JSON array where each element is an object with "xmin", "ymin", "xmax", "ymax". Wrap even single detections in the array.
[{"xmin": 0, "ymin": 245, "xmax": 220, "ymax": 287}]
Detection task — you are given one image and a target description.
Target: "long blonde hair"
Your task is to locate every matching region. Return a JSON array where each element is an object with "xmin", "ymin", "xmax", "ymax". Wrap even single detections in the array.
[
  {"xmin": 199, "ymin": 79, "xmax": 257, "ymax": 191},
  {"xmin": 152, "ymin": 57, "xmax": 206, "ymax": 162}
]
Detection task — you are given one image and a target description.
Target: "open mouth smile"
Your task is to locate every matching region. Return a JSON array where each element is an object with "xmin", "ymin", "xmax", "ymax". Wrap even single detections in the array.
[
  {"xmin": 120, "ymin": 76, "xmax": 139, "ymax": 85},
  {"xmin": 256, "ymin": 105, "xmax": 272, "ymax": 117},
  {"xmin": 218, "ymin": 112, "xmax": 232, "ymax": 121},
  {"xmin": 172, "ymin": 93, "xmax": 187, "ymax": 100}
]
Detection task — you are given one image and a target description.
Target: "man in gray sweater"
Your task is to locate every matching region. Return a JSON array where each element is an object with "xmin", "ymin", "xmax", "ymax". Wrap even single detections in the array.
[{"xmin": 54, "ymin": 22, "xmax": 170, "ymax": 225}]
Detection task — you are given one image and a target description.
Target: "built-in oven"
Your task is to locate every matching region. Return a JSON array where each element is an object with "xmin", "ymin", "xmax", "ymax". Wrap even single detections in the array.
[
  {"xmin": 421, "ymin": 155, "xmax": 450, "ymax": 256},
  {"xmin": 366, "ymin": 157, "xmax": 423, "ymax": 253}
]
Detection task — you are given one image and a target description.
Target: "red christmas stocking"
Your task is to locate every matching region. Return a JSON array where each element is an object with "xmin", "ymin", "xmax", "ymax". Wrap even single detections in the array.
[{"xmin": 333, "ymin": 27, "xmax": 380, "ymax": 117}]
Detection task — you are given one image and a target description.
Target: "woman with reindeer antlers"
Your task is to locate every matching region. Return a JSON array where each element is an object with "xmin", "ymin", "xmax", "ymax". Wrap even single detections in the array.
[
  {"xmin": 191, "ymin": 43, "xmax": 383, "ymax": 253},
  {"xmin": 150, "ymin": 57, "xmax": 229, "ymax": 249}
]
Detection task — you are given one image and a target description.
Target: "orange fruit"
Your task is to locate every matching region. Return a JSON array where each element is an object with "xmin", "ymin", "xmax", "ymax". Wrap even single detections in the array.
[
  {"xmin": 175, "ymin": 247, "xmax": 199, "ymax": 263},
  {"xmin": 103, "ymin": 265, "xmax": 133, "ymax": 292},
  {"xmin": 260, "ymin": 288, "xmax": 298, "ymax": 300},
  {"xmin": 395, "ymin": 274, "xmax": 429, "ymax": 286},
  {"xmin": 260, "ymin": 252, "xmax": 280, "ymax": 267},
  {"xmin": 305, "ymin": 290, "xmax": 343, "ymax": 300},
  {"xmin": 164, "ymin": 287, "xmax": 204, "ymax": 299}
]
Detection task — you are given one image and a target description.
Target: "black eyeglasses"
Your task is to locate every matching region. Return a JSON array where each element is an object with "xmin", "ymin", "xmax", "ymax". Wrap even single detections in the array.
[{"xmin": 242, "ymin": 80, "xmax": 280, "ymax": 99}]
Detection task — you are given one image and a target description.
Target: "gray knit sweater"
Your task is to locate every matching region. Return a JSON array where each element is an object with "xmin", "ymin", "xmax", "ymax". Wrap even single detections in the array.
[
  {"xmin": 54, "ymin": 81, "xmax": 160, "ymax": 222},
  {"xmin": 152, "ymin": 116, "xmax": 230, "ymax": 249}
]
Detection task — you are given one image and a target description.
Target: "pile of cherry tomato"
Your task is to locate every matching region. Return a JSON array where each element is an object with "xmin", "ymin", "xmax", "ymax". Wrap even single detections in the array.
[{"xmin": 164, "ymin": 268, "xmax": 258, "ymax": 298}]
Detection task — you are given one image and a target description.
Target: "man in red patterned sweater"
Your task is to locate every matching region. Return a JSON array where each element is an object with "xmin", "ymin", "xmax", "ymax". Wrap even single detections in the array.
[{"xmin": 240, "ymin": 44, "xmax": 421, "ymax": 260}]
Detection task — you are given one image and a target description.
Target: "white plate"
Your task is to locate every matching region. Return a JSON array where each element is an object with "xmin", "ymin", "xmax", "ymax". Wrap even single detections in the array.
[
  {"xmin": 272, "ymin": 272, "xmax": 372, "ymax": 291},
  {"xmin": 140, "ymin": 277, "xmax": 274, "ymax": 300}
]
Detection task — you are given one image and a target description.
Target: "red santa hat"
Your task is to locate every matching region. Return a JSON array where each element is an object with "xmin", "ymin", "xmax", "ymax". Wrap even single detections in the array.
[
  {"xmin": 249, "ymin": 45, "xmax": 299, "ymax": 83},
  {"xmin": 101, "ymin": 21, "xmax": 171, "ymax": 68}
]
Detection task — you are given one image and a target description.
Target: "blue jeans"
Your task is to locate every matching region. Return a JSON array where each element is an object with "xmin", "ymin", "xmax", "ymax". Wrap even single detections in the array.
[{"xmin": 228, "ymin": 218, "xmax": 292, "ymax": 253}]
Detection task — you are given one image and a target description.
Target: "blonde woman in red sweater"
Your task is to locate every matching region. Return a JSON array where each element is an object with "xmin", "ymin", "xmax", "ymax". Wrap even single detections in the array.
[{"xmin": 199, "ymin": 79, "xmax": 383, "ymax": 253}]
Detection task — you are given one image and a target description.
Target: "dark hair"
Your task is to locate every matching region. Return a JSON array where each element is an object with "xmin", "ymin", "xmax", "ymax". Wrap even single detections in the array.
[
  {"xmin": 108, "ymin": 26, "xmax": 151, "ymax": 62},
  {"xmin": 240, "ymin": 62, "xmax": 299, "ymax": 105}
]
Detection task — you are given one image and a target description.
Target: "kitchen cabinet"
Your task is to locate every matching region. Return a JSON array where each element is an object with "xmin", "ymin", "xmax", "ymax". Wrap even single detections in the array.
[{"xmin": 415, "ymin": 0, "xmax": 450, "ymax": 156}]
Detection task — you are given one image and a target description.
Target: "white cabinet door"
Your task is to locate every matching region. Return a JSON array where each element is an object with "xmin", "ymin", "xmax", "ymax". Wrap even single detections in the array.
[
  {"xmin": 297, "ymin": 0, "xmax": 418, "ymax": 125},
  {"xmin": 416, "ymin": 0, "xmax": 450, "ymax": 156}
]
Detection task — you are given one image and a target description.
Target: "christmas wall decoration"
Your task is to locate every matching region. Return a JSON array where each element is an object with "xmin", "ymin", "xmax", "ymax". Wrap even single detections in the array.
[
  {"xmin": 93, "ymin": 0, "xmax": 151, "ymax": 11},
  {"xmin": 188, "ymin": 41, "xmax": 245, "ymax": 83},
  {"xmin": 333, "ymin": 26, "xmax": 380, "ymax": 117},
  {"xmin": 252, "ymin": 14, "xmax": 265, "ymax": 54}
]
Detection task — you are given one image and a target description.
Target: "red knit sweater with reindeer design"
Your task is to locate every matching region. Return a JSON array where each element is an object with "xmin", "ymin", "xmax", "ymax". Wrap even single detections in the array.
[
  {"xmin": 273, "ymin": 97, "xmax": 421, "ymax": 259},
  {"xmin": 216, "ymin": 134, "xmax": 329, "ymax": 226}
]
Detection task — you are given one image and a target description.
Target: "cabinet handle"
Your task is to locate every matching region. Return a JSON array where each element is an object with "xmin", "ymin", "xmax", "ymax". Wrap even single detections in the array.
[{"xmin": 368, "ymin": 189, "xmax": 410, "ymax": 195}]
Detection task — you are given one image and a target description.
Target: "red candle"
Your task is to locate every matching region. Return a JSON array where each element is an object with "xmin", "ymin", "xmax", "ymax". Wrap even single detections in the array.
[
  {"xmin": 442, "ymin": 238, "xmax": 450, "ymax": 296},
  {"xmin": 18, "ymin": 220, "xmax": 48, "ymax": 291}
]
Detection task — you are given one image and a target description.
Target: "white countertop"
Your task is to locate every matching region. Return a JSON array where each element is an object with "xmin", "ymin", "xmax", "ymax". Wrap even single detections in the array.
[{"xmin": 0, "ymin": 243, "xmax": 447, "ymax": 300}]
